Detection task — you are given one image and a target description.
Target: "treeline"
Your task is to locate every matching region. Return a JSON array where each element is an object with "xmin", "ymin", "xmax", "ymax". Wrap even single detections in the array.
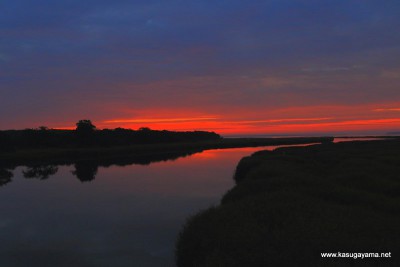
[{"xmin": 0, "ymin": 120, "xmax": 221, "ymax": 152}]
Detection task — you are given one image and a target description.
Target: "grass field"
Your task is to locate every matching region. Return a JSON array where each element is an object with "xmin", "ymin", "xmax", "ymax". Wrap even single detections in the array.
[{"xmin": 176, "ymin": 139, "xmax": 400, "ymax": 267}]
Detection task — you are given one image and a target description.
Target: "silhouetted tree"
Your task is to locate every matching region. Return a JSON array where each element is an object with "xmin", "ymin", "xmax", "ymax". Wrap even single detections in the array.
[
  {"xmin": 139, "ymin": 127, "xmax": 151, "ymax": 131},
  {"xmin": 76, "ymin": 120, "xmax": 96, "ymax": 146},
  {"xmin": 2, "ymin": 123, "xmax": 222, "ymax": 150},
  {"xmin": 76, "ymin": 120, "xmax": 96, "ymax": 134}
]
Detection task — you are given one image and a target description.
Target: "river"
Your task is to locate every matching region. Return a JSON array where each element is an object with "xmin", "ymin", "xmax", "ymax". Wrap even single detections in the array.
[
  {"xmin": 0, "ymin": 147, "xmax": 298, "ymax": 267},
  {"xmin": 0, "ymin": 139, "xmax": 383, "ymax": 266}
]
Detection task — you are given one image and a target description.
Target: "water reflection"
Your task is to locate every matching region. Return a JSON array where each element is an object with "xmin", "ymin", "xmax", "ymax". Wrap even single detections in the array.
[
  {"xmin": 0, "ymin": 144, "xmax": 332, "ymax": 267},
  {"xmin": 0, "ymin": 150, "xmax": 199, "ymax": 187},
  {"xmin": 23, "ymin": 165, "xmax": 59, "ymax": 180},
  {"xmin": 71, "ymin": 161, "xmax": 98, "ymax": 182},
  {"xmin": 0, "ymin": 168, "xmax": 13, "ymax": 186},
  {"xmin": 1, "ymin": 147, "xmax": 248, "ymax": 267}
]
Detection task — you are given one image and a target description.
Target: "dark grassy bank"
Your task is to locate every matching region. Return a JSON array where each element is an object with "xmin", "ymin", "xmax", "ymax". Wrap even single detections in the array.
[{"xmin": 176, "ymin": 139, "xmax": 400, "ymax": 267}]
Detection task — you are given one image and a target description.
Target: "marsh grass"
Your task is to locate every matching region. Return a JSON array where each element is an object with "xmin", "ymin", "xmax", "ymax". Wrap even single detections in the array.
[{"xmin": 176, "ymin": 139, "xmax": 400, "ymax": 266}]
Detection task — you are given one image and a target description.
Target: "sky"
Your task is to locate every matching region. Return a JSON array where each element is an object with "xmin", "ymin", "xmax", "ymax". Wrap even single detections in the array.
[{"xmin": 1, "ymin": 0, "xmax": 400, "ymax": 135}]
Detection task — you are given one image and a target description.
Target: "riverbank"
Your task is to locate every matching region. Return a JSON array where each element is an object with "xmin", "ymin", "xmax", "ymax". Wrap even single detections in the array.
[
  {"xmin": 0, "ymin": 137, "xmax": 332, "ymax": 168},
  {"xmin": 176, "ymin": 138, "xmax": 400, "ymax": 266}
]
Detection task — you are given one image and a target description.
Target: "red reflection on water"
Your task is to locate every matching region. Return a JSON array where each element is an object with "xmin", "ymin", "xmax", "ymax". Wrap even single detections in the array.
[
  {"xmin": 95, "ymin": 144, "xmax": 317, "ymax": 198},
  {"xmin": 96, "ymin": 147, "xmax": 260, "ymax": 198},
  {"xmin": 0, "ymin": 143, "xmax": 324, "ymax": 266}
]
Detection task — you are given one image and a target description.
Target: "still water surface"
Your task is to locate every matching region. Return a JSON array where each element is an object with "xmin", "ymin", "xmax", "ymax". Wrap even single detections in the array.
[{"xmin": 0, "ymin": 145, "xmax": 296, "ymax": 267}]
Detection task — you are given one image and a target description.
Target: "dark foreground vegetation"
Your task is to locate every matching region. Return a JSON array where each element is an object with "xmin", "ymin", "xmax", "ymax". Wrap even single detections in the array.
[{"xmin": 176, "ymin": 139, "xmax": 400, "ymax": 267}]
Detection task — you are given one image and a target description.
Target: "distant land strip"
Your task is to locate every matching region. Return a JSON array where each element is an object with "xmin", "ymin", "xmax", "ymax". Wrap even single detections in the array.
[{"xmin": 0, "ymin": 137, "xmax": 333, "ymax": 168}]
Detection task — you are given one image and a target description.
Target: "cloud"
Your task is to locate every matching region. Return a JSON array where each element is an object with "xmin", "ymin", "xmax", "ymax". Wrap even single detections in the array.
[
  {"xmin": 302, "ymin": 67, "xmax": 350, "ymax": 73},
  {"xmin": 226, "ymin": 117, "xmax": 333, "ymax": 124},
  {"xmin": 374, "ymin": 108, "xmax": 400, "ymax": 112},
  {"xmin": 300, "ymin": 64, "xmax": 370, "ymax": 73},
  {"xmin": 380, "ymin": 69, "xmax": 400, "ymax": 79},
  {"xmin": 103, "ymin": 116, "xmax": 218, "ymax": 124}
]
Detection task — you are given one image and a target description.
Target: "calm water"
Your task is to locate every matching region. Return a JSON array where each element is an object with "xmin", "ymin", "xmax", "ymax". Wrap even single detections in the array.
[{"xmin": 0, "ymin": 145, "xmax": 296, "ymax": 267}]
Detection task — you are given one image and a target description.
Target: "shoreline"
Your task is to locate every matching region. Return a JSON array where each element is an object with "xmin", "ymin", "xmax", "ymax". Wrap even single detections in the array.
[{"xmin": 0, "ymin": 137, "xmax": 334, "ymax": 168}]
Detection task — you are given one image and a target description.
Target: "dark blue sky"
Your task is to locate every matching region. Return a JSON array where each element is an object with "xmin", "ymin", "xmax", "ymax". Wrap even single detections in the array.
[{"xmin": 1, "ymin": 0, "xmax": 400, "ymax": 134}]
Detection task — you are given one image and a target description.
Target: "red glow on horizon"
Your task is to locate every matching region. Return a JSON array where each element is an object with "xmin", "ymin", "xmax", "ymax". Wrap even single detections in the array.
[
  {"xmin": 52, "ymin": 126, "xmax": 76, "ymax": 130},
  {"xmin": 103, "ymin": 116, "xmax": 218, "ymax": 124},
  {"xmin": 40, "ymin": 103, "xmax": 400, "ymax": 135},
  {"xmin": 98, "ymin": 117, "xmax": 400, "ymax": 135}
]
